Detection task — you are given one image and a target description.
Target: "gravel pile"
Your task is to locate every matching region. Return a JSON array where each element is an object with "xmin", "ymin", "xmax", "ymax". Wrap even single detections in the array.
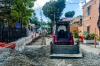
[
  {"xmin": 0, "ymin": 45, "xmax": 100, "ymax": 66},
  {"xmin": 20, "ymin": 45, "xmax": 100, "ymax": 66},
  {"xmin": 0, "ymin": 49, "xmax": 35, "ymax": 66},
  {"xmin": 64, "ymin": 50, "xmax": 100, "ymax": 66},
  {"xmin": 0, "ymin": 46, "xmax": 59, "ymax": 66},
  {"xmin": 0, "ymin": 49, "xmax": 12, "ymax": 65},
  {"xmin": 22, "ymin": 46, "xmax": 57, "ymax": 66}
]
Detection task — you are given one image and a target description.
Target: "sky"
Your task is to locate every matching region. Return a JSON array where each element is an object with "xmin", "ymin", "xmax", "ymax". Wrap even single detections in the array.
[{"xmin": 33, "ymin": 0, "xmax": 91, "ymax": 22}]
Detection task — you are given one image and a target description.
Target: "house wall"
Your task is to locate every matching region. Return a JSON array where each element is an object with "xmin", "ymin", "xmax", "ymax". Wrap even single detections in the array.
[
  {"xmin": 70, "ymin": 26, "xmax": 78, "ymax": 33},
  {"xmin": 78, "ymin": 26, "xmax": 83, "ymax": 36},
  {"xmin": 83, "ymin": 0, "xmax": 100, "ymax": 36}
]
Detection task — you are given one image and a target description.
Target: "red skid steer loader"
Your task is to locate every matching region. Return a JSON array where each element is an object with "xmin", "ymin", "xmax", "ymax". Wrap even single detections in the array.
[{"xmin": 50, "ymin": 19, "xmax": 82, "ymax": 58}]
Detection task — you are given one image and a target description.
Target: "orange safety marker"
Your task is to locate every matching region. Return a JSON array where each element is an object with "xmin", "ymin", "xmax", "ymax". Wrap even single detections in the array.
[{"xmin": 0, "ymin": 42, "xmax": 16, "ymax": 49}]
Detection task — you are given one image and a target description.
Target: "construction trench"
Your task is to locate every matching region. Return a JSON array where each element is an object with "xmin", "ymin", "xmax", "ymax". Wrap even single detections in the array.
[{"xmin": 0, "ymin": 37, "xmax": 100, "ymax": 66}]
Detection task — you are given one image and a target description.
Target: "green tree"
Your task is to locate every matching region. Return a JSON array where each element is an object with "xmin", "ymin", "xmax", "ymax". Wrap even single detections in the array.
[
  {"xmin": 47, "ymin": 22, "xmax": 52, "ymax": 27},
  {"xmin": 30, "ymin": 17, "xmax": 40, "ymax": 28},
  {"xmin": 65, "ymin": 11, "xmax": 75, "ymax": 18},
  {"xmin": 47, "ymin": 21, "xmax": 52, "ymax": 33},
  {"xmin": 42, "ymin": 0, "xmax": 65, "ymax": 22},
  {"xmin": 11, "ymin": 0, "xmax": 36, "ymax": 27}
]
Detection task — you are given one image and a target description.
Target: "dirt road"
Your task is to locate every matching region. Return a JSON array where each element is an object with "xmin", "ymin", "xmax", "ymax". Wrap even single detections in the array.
[{"xmin": 0, "ymin": 37, "xmax": 100, "ymax": 66}]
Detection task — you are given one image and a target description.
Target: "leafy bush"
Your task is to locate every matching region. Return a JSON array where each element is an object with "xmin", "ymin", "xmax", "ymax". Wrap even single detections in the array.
[
  {"xmin": 83, "ymin": 31, "xmax": 89, "ymax": 36},
  {"xmin": 73, "ymin": 31, "xmax": 79, "ymax": 38},
  {"xmin": 97, "ymin": 37, "xmax": 100, "ymax": 41},
  {"xmin": 84, "ymin": 33, "xmax": 95, "ymax": 40}
]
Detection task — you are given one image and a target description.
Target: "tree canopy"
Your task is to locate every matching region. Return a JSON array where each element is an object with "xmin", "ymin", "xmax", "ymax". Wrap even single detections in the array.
[
  {"xmin": 30, "ymin": 17, "xmax": 40, "ymax": 28},
  {"xmin": 65, "ymin": 11, "xmax": 75, "ymax": 18},
  {"xmin": 42, "ymin": 0, "xmax": 65, "ymax": 22},
  {"xmin": 11, "ymin": 0, "xmax": 36, "ymax": 27}
]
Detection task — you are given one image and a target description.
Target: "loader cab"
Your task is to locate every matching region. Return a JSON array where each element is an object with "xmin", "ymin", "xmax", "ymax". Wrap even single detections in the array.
[{"xmin": 52, "ymin": 21, "xmax": 74, "ymax": 45}]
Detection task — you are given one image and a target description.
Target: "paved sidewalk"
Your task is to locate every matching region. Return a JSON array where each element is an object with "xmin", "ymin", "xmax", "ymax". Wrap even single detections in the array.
[
  {"xmin": 46, "ymin": 37, "xmax": 52, "ymax": 45},
  {"xmin": 80, "ymin": 44, "xmax": 100, "ymax": 55}
]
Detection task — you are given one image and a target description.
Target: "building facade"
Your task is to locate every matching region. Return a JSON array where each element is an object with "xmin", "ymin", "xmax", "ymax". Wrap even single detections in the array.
[
  {"xmin": 83, "ymin": 0, "xmax": 100, "ymax": 36},
  {"xmin": 71, "ymin": 16, "xmax": 83, "ymax": 35}
]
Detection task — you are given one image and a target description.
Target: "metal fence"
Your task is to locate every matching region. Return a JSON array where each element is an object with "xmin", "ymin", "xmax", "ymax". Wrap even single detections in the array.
[{"xmin": 0, "ymin": 27, "xmax": 27, "ymax": 43}]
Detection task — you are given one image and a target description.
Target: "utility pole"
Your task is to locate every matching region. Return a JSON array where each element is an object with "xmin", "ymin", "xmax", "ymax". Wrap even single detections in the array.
[{"xmin": 39, "ymin": 7, "xmax": 46, "ymax": 45}]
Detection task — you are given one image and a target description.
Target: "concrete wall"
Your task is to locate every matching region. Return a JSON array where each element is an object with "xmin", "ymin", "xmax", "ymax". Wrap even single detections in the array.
[
  {"xmin": 78, "ymin": 26, "xmax": 83, "ymax": 36},
  {"xmin": 14, "ymin": 33, "xmax": 39, "ymax": 51}
]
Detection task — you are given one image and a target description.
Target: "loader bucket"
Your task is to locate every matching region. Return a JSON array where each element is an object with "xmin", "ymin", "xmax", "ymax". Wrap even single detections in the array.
[{"xmin": 50, "ymin": 42, "xmax": 82, "ymax": 58}]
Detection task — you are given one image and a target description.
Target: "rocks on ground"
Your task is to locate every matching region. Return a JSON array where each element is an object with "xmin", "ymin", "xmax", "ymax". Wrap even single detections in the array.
[
  {"xmin": 0, "ymin": 45, "xmax": 57, "ymax": 66},
  {"xmin": 0, "ymin": 45, "xmax": 100, "ymax": 66}
]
